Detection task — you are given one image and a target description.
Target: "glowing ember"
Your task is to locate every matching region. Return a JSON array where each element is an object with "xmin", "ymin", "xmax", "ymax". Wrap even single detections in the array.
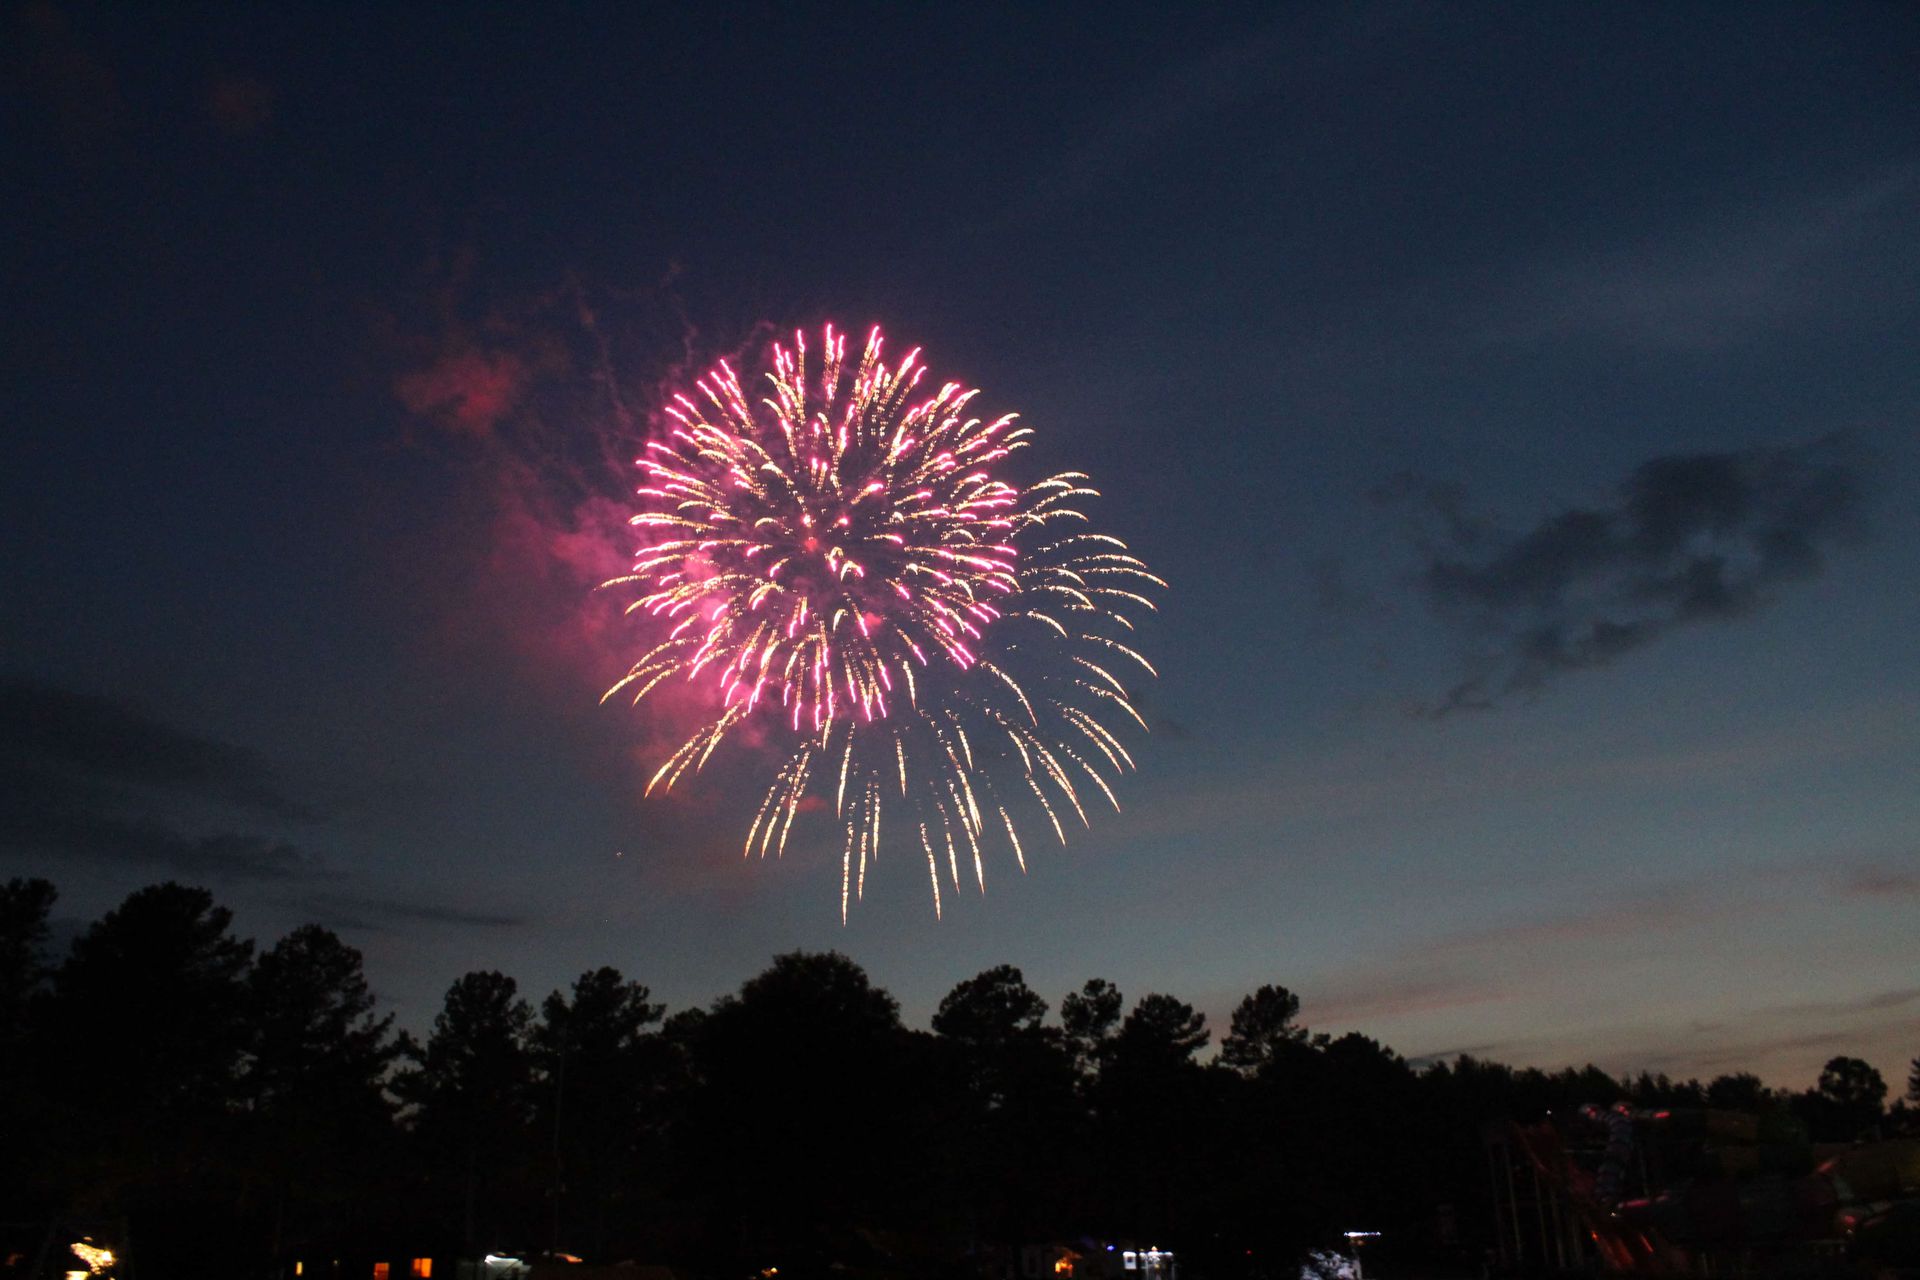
[
  {"xmin": 605, "ymin": 324, "xmax": 1163, "ymax": 916},
  {"xmin": 68, "ymin": 1242, "xmax": 114, "ymax": 1277}
]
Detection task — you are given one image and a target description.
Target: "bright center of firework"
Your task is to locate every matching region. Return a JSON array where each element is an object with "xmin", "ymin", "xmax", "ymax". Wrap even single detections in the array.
[
  {"xmin": 605, "ymin": 324, "xmax": 1164, "ymax": 920},
  {"xmin": 621, "ymin": 326, "xmax": 1026, "ymax": 734}
]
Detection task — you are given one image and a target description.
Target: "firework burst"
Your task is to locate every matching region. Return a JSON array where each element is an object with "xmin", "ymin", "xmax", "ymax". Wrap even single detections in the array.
[{"xmin": 604, "ymin": 325, "xmax": 1163, "ymax": 917}]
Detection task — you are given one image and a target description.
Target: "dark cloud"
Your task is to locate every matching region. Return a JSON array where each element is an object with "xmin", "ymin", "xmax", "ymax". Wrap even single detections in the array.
[
  {"xmin": 0, "ymin": 678, "xmax": 317, "ymax": 819},
  {"xmin": 1308, "ymin": 557, "xmax": 1400, "ymax": 621},
  {"xmin": 0, "ymin": 677, "xmax": 322, "ymax": 881},
  {"xmin": 1148, "ymin": 712, "xmax": 1193, "ymax": 741},
  {"xmin": 1367, "ymin": 473, "xmax": 1493, "ymax": 552},
  {"xmin": 1397, "ymin": 436, "xmax": 1860, "ymax": 715},
  {"xmin": 0, "ymin": 801, "xmax": 314, "ymax": 881},
  {"xmin": 297, "ymin": 893, "xmax": 531, "ymax": 932},
  {"xmin": 1837, "ymin": 865, "xmax": 1918, "ymax": 900}
]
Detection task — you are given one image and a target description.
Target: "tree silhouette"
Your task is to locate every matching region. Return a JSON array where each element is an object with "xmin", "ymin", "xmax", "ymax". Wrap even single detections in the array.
[
  {"xmin": 1113, "ymin": 992, "xmax": 1210, "ymax": 1069},
  {"xmin": 50, "ymin": 882, "xmax": 254, "ymax": 1121},
  {"xmin": 1220, "ymin": 982, "xmax": 1309, "ymax": 1075},
  {"xmin": 243, "ymin": 924, "xmax": 400, "ymax": 1254},
  {"xmin": 394, "ymin": 970, "xmax": 537, "ymax": 1247},
  {"xmin": 1061, "ymin": 977, "xmax": 1122, "ymax": 1079},
  {"xmin": 532, "ymin": 966, "xmax": 666, "ymax": 1253},
  {"xmin": 247, "ymin": 924, "xmax": 397, "ymax": 1111},
  {"xmin": 12, "ymin": 875, "xmax": 1916, "ymax": 1278},
  {"xmin": 934, "ymin": 964, "xmax": 1067, "ymax": 1116},
  {"xmin": 681, "ymin": 952, "xmax": 929, "ymax": 1270},
  {"xmin": 933, "ymin": 966, "xmax": 1079, "ymax": 1246},
  {"xmin": 934, "ymin": 963, "xmax": 1048, "ymax": 1045},
  {"xmin": 41, "ymin": 882, "xmax": 255, "ymax": 1273},
  {"xmin": 1805, "ymin": 1055, "xmax": 1888, "ymax": 1140},
  {"xmin": 0, "ymin": 877, "xmax": 58, "ymax": 1215},
  {"xmin": 1096, "ymin": 994, "xmax": 1213, "ymax": 1242},
  {"xmin": 1313, "ymin": 1033, "xmax": 1420, "ymax": 1235},
  {"xmin": 0, "ymin": 875, "xmax": 55, "ymax": 1042},
  {"xmin": 1707, "ymin": 1071, "xmax": 1774, "ymax": 1110}
]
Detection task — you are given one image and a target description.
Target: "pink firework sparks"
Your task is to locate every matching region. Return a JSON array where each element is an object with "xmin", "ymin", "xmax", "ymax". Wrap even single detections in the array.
[{"xmin": 604, "ymin": 325, "xmax": 1163, "ymax": 918}]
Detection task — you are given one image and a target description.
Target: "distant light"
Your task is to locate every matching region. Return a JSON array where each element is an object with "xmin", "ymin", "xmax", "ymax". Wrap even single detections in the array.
[{"xmin": 69, "ymin": 1243, "xmax": 115, "ymax": 1276}]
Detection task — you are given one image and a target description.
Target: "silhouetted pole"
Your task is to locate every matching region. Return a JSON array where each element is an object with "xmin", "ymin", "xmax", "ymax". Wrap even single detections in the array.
[{"xmin": 550, "ymin": 1041, "xmax": 567, "ymax": 1251}]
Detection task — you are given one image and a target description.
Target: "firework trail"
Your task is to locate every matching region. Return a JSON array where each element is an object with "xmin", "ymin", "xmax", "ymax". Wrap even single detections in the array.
[{"xmin": 604, "ymin": 325, "xmax": 1163, "ymax": 917}]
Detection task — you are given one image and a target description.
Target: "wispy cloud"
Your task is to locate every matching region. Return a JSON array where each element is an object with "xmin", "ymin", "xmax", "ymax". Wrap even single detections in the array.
[
  {"xmin": 1597, "ymin": 1019, "xmax": 1919, "ymax": 1087},
  {"xmin": 1302, "ymin": 885, "xmax": 1750, "ymax": 1041},
  {"xmin": 1771, "ymin": 986, "xmax": 1920, "ymax": 1019},
  {"xmin": 297, "ymin": 892, "xmax": 532, "ymax": 932},
  {"xmin": 1311, "ymin": 972, "xmax": 1515, "ymax": 1026},
  {"xmin": 1312, "ymin": 854, "xmax": 1920, "ymax": 1084},
  {"xmin": 1837, "ymin": 865, "xmax": 1919, "ymax": 900},
  {"xmin": 1396, "ymin": 854, "xmax": 1907, "ymax": 968},
  {"xmin": 1419, "ymin": 883, "xmax": 1747, "ymax": 957},
  {"xmin": 1112, "ymin": 694, "xmax": 1915, "ymax": 855},
  {"xmin": 1618, "ymin": 1029, "xmax": 1863, "ymax": 1080},
  {"xmin": 1493, "ymin": 163, "xmax": 1920, "ymax": 351},
  {"xmin": 1008, "ymin": 22, "xmax": 1286, "ymax": 222}
]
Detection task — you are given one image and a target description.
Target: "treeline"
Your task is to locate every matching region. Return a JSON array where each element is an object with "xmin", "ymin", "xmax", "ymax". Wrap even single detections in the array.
[{"xmin": 2, "ymin": 877, "xmax": 1914, "ymax": 1280}]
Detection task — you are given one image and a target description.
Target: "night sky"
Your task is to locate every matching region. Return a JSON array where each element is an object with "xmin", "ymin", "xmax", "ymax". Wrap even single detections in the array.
[{"xmin": 5, "ymin": 3, "xmax": 1916, "ymax": 1090}]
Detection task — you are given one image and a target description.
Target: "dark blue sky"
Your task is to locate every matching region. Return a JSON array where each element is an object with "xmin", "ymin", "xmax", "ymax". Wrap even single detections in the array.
[{"xmin": 4, "ymin": 2, "xmax": 1916, "ymax": 1088}]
